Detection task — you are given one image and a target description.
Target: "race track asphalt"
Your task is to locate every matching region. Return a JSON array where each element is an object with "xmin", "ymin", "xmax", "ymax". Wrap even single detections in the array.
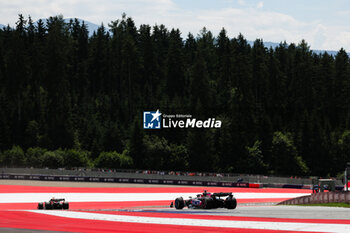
[{"xmin": 0, "ymin": 180, "xmax": 349, "ymax": 233}]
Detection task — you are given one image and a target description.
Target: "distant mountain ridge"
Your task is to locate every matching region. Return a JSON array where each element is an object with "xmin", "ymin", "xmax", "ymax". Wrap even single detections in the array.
[
  {"xmin": 0, "ymin": 18, "xmax": 348, "ymax": 56},
  {"xmin": 247, "ymin": 41, "xmax": 345, "ymax": 56},
  {"xmin": 0, "ymin": 18, "xmax": 99, "ymax": 37},
  {"xmin": 34, "ymin": 18, "xmax": 99, "ymax": 37}
]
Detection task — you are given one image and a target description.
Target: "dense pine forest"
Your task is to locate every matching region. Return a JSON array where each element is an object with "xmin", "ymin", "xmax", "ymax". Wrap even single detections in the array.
[{"xmin": 1, "ymin": 14, "xmax": 350, "ymax": 177}]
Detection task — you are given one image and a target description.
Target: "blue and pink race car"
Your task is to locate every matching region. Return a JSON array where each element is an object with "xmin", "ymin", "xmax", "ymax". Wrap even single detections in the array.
[{"xmin": 171, "ymin": 190, "xmax": 237, "ymax": 210}]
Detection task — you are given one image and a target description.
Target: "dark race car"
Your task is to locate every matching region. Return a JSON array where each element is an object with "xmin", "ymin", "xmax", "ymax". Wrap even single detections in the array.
[
  {"xmin": 37, "ymin": 198, "xmax": 69, "ymax": 210},
  {"xmin": 170, "ymin": 190, "xmax": 237, "ymax": 210}
]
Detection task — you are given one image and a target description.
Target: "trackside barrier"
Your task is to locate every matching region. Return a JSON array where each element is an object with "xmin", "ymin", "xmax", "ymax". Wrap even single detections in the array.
[
  {"xmin": 261, "ymin": 183, "xmax": 285, "ymax": 188},
  {"xmin": 248, "ymin": 183, "xmax": 261, "ymax": 188},
  {"xmin": 278, "ymin": 195, "xmax": 311, "ymax": 205},
  {"xmin": 1, "ymin": 173, "xmax": 342, "ymax": 190},
  {"xmin": 0, "ymin": 173, "xmax": 253, "ymax": 188},
  {"xmin": 262, "ymin": 183, "xmax": 309, "ymax": 189},
  {"xmin": 262, "ymin": 183, "xmax": 343, "ymax": 190},
  {"xmin": 310, "ymin": 192, "xmax": 350, "ymax": 204},
  {"xmin": 279, "ymin": 192, "xmax": 350, "ymax": 205},
  {"xmin": 282, "ymin": 184, "xmax": 304, "ymax": 189},
  {"xmin": 0, "ymin": 168, "xmax": 318, "ymax": 185}
]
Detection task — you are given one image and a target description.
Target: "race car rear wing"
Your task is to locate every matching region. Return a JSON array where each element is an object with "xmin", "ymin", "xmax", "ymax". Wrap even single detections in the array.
[{"xmin": 212, "ymin": 192, "xmax": 233, "ymax": 197}]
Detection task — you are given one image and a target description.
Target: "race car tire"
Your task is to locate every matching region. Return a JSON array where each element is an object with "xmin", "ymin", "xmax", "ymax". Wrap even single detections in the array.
[
  {"xmin": 224, "ymin": 197, "xmax": 237, "ymax": 209},
  {"xmin": 175, "ymin": 197, "xmax": 185, "ymax": 209},
  {"xmin": 203, "ymin": 198, "xmax": 214, "ymax": 209},
  {"xmin": 37, "ymin": 203, "xmax": 43, "ymax": 209},
  {"xmin": 63, "ymin": 202, "xmax": 69, "ymax": 210}
]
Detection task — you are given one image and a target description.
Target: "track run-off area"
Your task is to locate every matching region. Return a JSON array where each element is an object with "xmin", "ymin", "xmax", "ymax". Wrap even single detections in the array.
[{"xmin": 0, "ymin": 180, "xmax": 350, "ymax": 233}]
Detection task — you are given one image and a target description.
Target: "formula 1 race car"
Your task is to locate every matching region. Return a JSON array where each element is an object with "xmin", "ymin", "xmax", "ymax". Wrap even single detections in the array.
[
  {"xmin": 37, "ymin": 198, "xmax": 69, "ymax": 210},
  {"xmin": 170, "ymin": 190, "xmax": 237, "ymax": 209}
]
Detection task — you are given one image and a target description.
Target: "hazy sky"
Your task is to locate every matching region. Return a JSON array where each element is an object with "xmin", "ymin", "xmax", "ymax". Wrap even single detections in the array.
[{"xmin": 1, "ymin": 0, "xmax": 350, "ymax": 51}]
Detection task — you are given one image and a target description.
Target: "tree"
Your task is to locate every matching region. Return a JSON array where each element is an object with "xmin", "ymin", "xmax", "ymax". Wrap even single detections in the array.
[
  {"xmin": 166, "ymin": 29, "xmax": 185, "ymax": 98},
  {"xmin": 94, "ymin": 151, "xmax": 132, "ymax": 169},
  {"xmin": 45, "ymin": 15, "xmax": 74, "ymax": 149},
  {"xmin": 167, "ymin": 144, "xmax": 189, "ymax": 170},
  {"xmin": 63, "ymin": 149, "xmax": 90, "ymax": 168},
  {"xmin": 271, "ymin": 132, "xmax": 309, "ymax": 175},
  {"xmin": 334, "ymin": 130, "xmax": 350, "ymax": 173},
  {"xmin": 196, "ymin": 27, "xmax": 217, "ymax": 79},
  {"xmin": 24, "ymin": 120, "xmax": 40, "ymax": 148},
  {"xmin": 143, "ymin": 135, "xmax": 171, "ymax": 170},
  {"xmin": 1, "ymin": 14, "xmax": 350, "ymax": 177},
  {"xmin": 216, "ymin": 28, "xmax": 232, "ymax": 108},
  {"xmin": 41, "ymin": 151, "xmax": 64, "ymax": 168},
  {"xmin": 128, "ymin": 118, "xmax": 144, "ymax": 169},
  {"xmin": 334, "ymin": 48, "xmax": 350, "ymax": 126},
  {"xmin": 215, "ymin": 116, "xmax": 234, "ymax": 172},
  {"xmin": 138, "ymin": 24, "xmax": 156, "ymax": 105},
  {"xmin": 1, "ymin": 145, "xmax": 26, "ymax": 167},
  {"xmin": 187, "ymin": 129, "xmax": 214, "ymax": 172},
  {"xmin": 189, "ymin": 53, "xmax": 212, "ymax": 115},
  {"xmin": 26, "ymin": 147, "xmax": 47, "ymax": 167},
  {"xmin": 103, "ymin": 122, "xmax": 123, "ymax": 152},
  {"xmin": 245, "ymin": 140, "xmax": 268, "ymax": 174}
]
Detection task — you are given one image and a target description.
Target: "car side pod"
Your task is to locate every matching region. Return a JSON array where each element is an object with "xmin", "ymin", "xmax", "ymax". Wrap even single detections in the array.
[{"xmin": 45, "ymin": 202, "xmax": 52, "ymax": 210}]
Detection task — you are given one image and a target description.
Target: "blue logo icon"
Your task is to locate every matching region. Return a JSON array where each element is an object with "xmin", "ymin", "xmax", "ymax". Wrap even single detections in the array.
[{"xmin": 143, "ymin": 110, "xmax": 162, "ymax": 129}]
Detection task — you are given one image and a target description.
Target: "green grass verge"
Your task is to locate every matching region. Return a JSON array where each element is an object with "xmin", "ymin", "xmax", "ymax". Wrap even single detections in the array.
[{"xmin": 297, "ymin": 203, "xmax": 350, "ymax": 208}]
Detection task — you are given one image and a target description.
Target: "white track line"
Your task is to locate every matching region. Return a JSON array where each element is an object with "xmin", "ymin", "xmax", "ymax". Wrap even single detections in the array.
[
  {"xmin": 27, "ymin": 210, "xmax": 350, "ymax": 233},
  {"xmin": 0, "ymin": 192, "xmax": 307, "ymax": 203}
]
